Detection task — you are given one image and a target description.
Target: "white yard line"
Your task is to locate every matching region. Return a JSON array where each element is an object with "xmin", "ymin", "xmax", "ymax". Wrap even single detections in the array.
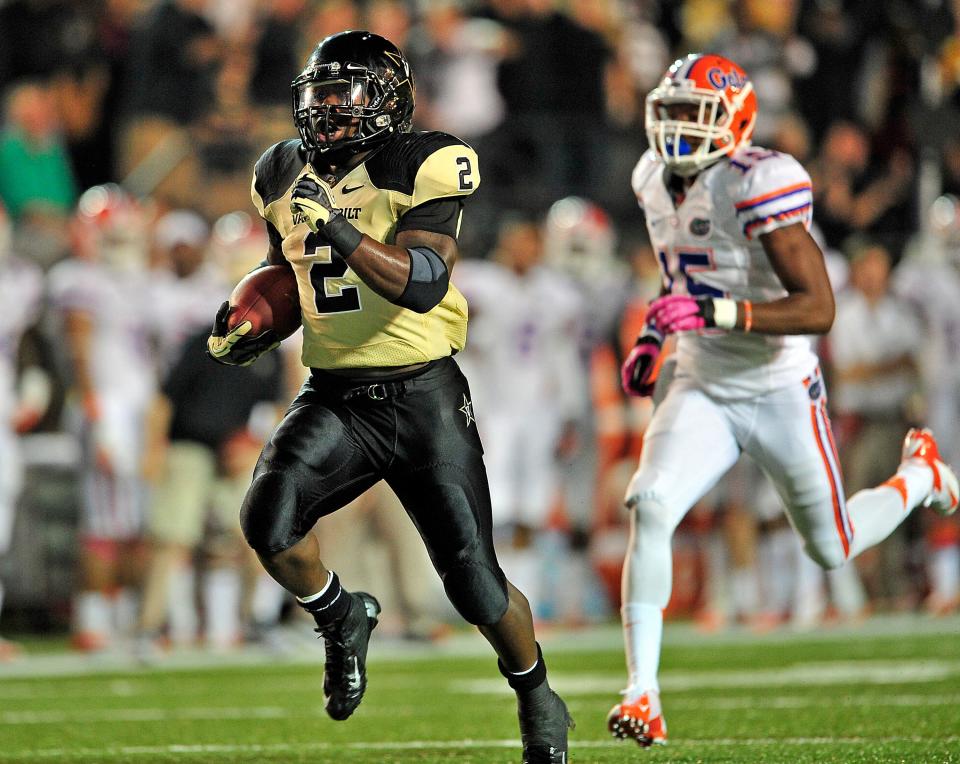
[
  {"xmin": 3, "ymin": 736, "xmax": 959, "ymax": 760},
  {"xmin": 452, "ymin": 659, "xmax": 960, "ymax": 695},
  {"xmin": 0, "ymin": 706, "xmax": 295, "ymax": 724},
  {"xmin": 2, "ymin": 613, "xmax": 957, "ymax": 681},
  {"xmin": 662, "ymin": 693, "xmax": 960, "ymax": 710},
  {"xmin": 2, "ymin": 658, "xmax": 957, "ymax": 702},
  {"xmin": 2, "ymin": 693, "xmax": 957, "ymax": 726}
]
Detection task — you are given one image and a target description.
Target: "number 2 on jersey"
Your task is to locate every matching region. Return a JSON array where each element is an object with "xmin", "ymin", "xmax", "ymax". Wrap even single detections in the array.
[
  {"xmin": 657, "ymin": 248, "xmax": 725, "ymax": 298},
  {"xmin": 456, "ymin": 156, "xmax": 474, "ymax": 191},
  {"xmin": 306, "ymin": 234, "xmax": 362, "ymax": 314}
]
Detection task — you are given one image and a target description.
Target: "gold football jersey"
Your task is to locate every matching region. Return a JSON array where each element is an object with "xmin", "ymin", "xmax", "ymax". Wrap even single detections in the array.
[{"xmin": 250, "ymin": 132, "xmax": 480, "ymax": 369}]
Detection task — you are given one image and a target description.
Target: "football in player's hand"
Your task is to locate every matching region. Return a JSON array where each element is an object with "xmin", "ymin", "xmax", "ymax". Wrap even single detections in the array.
[{"xmin": 227, "ymin": 264, "xmax": 301, "ymax": 340}]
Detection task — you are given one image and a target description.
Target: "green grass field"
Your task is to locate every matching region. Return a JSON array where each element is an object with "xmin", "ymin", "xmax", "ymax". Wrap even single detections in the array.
[{"xmin": 0, "ymin": 617, "xmax": 957, "ymax": 763}]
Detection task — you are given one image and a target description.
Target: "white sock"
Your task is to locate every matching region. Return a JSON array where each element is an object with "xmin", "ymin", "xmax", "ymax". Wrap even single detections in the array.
[
  {"xmin": 929, "ymin": 545, "xmax": 960, "ymax": 602},
  {"xmin": 792, "ymin": 552, "xmax": 826, "ymax": 627},
  {"xmin": 827, "ymin": 562, "xmax": 867, "ymax": 617},
  {"xmin": 847, "ymin": 462, "xmax": 933, "ymax": 558},
  {"xmin": 112, "ymin": 588, "xmax": 139, "ymax": 638},
  {"xmin": 204, "ymin": 568, "xmax": 241, "ymax": 650},
  {"xmin": 167, "ymin": 564, "xmax": 198, "ymax": 646},
  {"xmin": 253, "ymin": 573, "xmax": 288, "ymax": 624},
  {"xmin": 622, "ymin": 602, "xmax": 662, "ymax": 696},
  {"xmin": 620, "ymin": 497, "xmax": 676, "ymax": 697},
  {"xmin": 731, "ymin": 566, "xmax": 760, "ymax": 619},
  {"xmin": 74, "ymin": 591, "xmax": 112, "ymax": 637}
]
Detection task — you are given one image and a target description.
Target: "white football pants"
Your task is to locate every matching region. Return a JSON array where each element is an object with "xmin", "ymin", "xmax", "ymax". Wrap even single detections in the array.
[
  {"xmin": 624, "ymin": 369, "xmax": 932, "ymax": 608},
  {"xmin": 621, "ymin": 366, "xmax": 932, "ymax": 695}
]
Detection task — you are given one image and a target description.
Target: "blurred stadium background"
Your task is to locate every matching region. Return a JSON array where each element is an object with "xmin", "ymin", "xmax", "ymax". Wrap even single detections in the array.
[{"xmin": 1, "ymin": 0, "xmax": 959, "ymax": 761}]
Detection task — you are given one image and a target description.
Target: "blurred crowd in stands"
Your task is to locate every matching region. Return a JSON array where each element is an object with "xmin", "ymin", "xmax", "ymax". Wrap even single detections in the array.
[{"xmin": 1, "ymin": 0, "xmax": 959, "ymax": 659}]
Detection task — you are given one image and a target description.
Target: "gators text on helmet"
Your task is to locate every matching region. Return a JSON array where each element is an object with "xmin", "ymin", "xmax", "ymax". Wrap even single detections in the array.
[{"xmin": 645, "ymin": 53, "xmax": 757, "ymax": 176}]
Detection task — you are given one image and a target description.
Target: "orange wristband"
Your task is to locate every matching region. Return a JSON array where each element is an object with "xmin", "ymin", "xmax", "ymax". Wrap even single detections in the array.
[{"xmin": 741, "ymin": 300, "xmax": 753, "ymax": 333}]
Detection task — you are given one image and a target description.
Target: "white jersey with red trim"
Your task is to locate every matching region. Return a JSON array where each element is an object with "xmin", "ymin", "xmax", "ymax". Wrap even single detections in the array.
[
  {"xmin": 150, "ymin": 263, "xmax": 229, "ymax": 371},
  {"xmin": 0, "ymin": 255, "xmax": 44, "ymax": 426},
  {"xmin": 454, "ymin": 259, "xmax": 588, "ymax": 526},
  {"xmin": 0, "ymin": 255, "xmax": 44, "ymax": 551},
  {"xmin": 632, "ymin": 145, "xmax": 819, "ymax": 398},
  {"xmin": 47, "ymin": 259, "xmax": 156, "ymax": 405}
]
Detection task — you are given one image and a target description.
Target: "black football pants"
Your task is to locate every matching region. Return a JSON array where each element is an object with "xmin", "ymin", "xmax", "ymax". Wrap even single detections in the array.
[{"xmin": 240, "ymin": 356, "xmax": 509, "ymax": 625}]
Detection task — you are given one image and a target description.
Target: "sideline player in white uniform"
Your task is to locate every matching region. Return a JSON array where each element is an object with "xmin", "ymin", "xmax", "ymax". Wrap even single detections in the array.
[
  {"xmin": 608, "ymin": 53, "xmax": 959, "ymax": 747},
  {"xmin": 48, "ymin": 185, "xmax": 156, "ymax": 651},
  {"xmin": 0, "ymin": 206, "xmax": 46, "ymax": 657},
  {"xmin": 455, "ymin": 219, "xmax": 587, "ymax": 617}
]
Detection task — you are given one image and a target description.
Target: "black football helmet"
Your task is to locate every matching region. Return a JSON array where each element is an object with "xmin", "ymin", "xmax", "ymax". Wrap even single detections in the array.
[{"xmin": 292, "ymin": 30, "xmax": 415, "ymax": 155}]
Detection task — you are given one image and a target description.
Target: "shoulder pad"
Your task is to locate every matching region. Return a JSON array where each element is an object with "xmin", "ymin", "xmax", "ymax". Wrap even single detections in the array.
[
  {"xmin": 631, "ymin": 150, "xmax": 660, "ymax": 205},
  {"xmin": 47, "ymin": 259, "xmax": 101, "ymax": 310},
  {"xmin": 733, "ymin": 149, "xmax": 811, "ymax": 196},
  {"xmin": 10, "ymin": 255, "xmax": 45, "ymax": 310},
  {"xmin": 251, "ymin": 140, "xmax": 307, "ymax": 214},
  {"xmin": 732, "ymin": 149, "xmax": 813, "ymax": 240},
  {"xmin": 366, "ymin": 131, "xmax": 479, "ymax": 203}
]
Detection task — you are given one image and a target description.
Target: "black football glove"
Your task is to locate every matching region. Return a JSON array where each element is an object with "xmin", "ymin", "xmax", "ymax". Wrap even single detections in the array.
[{"xmin": 206, "ymin": 301, "xmax": 280, "ymax": 366}]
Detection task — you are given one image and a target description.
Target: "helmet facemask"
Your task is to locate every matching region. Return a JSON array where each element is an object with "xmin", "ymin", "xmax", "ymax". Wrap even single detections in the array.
[
  {"xmin": 73, "ymin": 184, "xmax": 149, "ymax": 273},
  {"xmin": 292, "ymin": 62, "xmax": 408, "ymax": 154},
  {"xmin": 645, "ymin": 79, "xmax": 755, "ymax": 176}
]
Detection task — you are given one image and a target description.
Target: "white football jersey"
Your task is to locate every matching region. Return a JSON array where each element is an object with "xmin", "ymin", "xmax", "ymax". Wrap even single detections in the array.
[
  {"xmin": 632, "ymin": 146, "xmax": 820, "ymax": 398},
  {"xmin": 0, "ymin": 255, "xmax": 44, "ymax": 425},
  {"xmin": 149, "ymin": 263, "xmax": 228, "ymax": 371},
  {"xmin": 454, "ymin": 260, "xmax": 587, "ymax": 420},
  {"xmin": 48, "ymin": 258, "xmax": 156, "ymax": 406}
]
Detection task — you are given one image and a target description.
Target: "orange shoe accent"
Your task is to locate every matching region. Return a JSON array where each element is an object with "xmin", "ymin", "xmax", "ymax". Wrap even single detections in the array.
[
  {"xmin": 694, "ymin": 609, "xmax": 727, "ymax": 634},
  {"xmin": 901, "ymin": 428, "xmax": 959, "ymax": 516},
  {"xmin": 0, "ymin": 638, "xmax": 22, "ymax": 662},
  {"xmin": 881, "ymin": 475, "xmax": 909, "ymax": 508},
  {"xmin": 608, "ymin": 691, "xmax": 668, "ymax": 747},
  {"xmin": 71, "ymin": 631, "xmax": 110, "ymax": 653}
]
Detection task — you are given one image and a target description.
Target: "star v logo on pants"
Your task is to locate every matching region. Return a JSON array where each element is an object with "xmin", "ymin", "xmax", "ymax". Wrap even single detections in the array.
[{"xmin": 459, "ymin": 394, "xmax": 475, "ymax": 427}]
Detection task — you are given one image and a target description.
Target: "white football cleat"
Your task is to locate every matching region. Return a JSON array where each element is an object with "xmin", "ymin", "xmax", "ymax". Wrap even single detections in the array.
[{"xmin": 901, "ymin": 428, "xmax": 959, "ymax": 516}]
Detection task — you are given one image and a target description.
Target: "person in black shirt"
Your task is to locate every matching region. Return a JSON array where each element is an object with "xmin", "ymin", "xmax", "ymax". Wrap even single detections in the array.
[{"xmin": 137, "ymin": 325, "xmax": 283, "ymax": 652}]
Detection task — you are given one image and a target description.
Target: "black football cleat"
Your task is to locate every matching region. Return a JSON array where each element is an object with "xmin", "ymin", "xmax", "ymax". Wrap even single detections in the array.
[
  {"xmin": 517, "ymin": 684, "xmax": 575, "ymax": 763},
  {"xmin": 315, "ymin": 591, "xmax": 380, "ymax": 720}
]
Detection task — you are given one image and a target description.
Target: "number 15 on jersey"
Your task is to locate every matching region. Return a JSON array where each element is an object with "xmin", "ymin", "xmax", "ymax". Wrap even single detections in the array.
[{"xmin": 657, "ymin": 247, "xmax": 726, "ymax": 298}]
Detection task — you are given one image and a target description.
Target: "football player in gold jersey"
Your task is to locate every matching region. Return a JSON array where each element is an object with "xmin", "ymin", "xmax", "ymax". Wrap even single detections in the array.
[{"xmin": 206, "ymin": 31, "xmax": 572, "ymax": 762}]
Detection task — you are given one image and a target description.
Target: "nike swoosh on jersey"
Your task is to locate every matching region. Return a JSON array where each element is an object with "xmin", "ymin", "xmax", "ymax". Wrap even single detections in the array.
[{"xmin": 342, "ymin": 184, "xmax": 364, "ymax": 194}]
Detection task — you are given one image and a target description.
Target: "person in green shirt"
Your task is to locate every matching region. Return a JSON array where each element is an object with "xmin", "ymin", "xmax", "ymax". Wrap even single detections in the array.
[{"xmin": 0, "ymin": 81, "xmax": 77, "ymax": 221}]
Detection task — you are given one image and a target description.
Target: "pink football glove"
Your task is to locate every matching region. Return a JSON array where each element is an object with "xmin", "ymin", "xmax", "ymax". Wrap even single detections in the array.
[
  {"xmin": 621, "ymin": 327, "xmax": 664, "ymax": 397},
  {"xmin": 646, "ymin": 294, "xmax": 709, "ymax": 334}
]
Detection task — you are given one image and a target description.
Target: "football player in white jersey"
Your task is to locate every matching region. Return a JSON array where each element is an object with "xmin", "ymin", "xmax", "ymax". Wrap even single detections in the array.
[
  {"xmin": 0, "ymin": 204, "xmax": 47, "ymax": 658},
  {"xmin": 48, "ymin": 185, "xmax": 156, "ymax": 651},
  {"xmin": 608, "ymin": 53, "xmax": 959, "ymax": 747},
  {"xmin": 455, "ymin": 219, "xmax": 588, "ymax": 619}
]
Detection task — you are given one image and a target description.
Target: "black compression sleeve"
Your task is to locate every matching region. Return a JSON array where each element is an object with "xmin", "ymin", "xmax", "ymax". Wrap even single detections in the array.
[{"xmin": 396, "ymin": 246, "xmax": 449, "ymax": 313}]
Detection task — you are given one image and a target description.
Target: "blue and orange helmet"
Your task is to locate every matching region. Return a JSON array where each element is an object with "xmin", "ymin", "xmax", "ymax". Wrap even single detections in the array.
[{"xmin": 645, "ymin": 53, "xmax": 758, "ymax": 176}]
